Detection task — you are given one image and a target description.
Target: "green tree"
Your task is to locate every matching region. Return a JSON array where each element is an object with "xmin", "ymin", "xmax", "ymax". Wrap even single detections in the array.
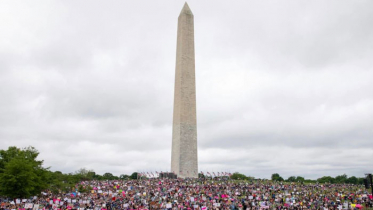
[
  {"xmin": 0, "ymin": 146, "xmax": 48, "ymax": 198},
  {"xmin": 296, "ymin": 176, "xmax": 305, "ymax": 182},
  {"xmin": 231, "ymin": 172, "xmax": 247, "ymax": 180},
  {"xmin": 346, "ymin": 176, "xmax": 358, "ymax": 184},
  {"xmin": 286, "ymin": 176, "xmax": 296, "ymax": 182},
  {"xmin": 74, "ymin": 168, "xmax": 95, "ymax": 181},
  {"xmin": 46, "ymin": 171, "xmax": 74, "ymax": 194},
  {"xmin": 335, "ymin": 174, "xmax": 348, "ymax": 183},
  {"xmin": 87, "ymin": 171, "xmax": 96, "ymax": 180},
  {"xmin": 103, "ymin": 172, "xmax": 115, "ymax": 180},
  {"xmin": 130, "ymin": 172, "xmax": 138, "ymax": 179},
  {"xmin": 317, "ymin": 176, "xmax": 335, "ymax": 183},
  {"xmin": 357, "ymin": 177, "xmax": 365, "ymax": 185},
  {"xmin": 271, "ymin": 173, "xmax": 284, "ymax": 182}
]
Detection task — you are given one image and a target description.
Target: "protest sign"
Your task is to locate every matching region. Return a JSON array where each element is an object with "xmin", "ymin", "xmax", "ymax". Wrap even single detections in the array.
[{"xmin": 25, "ymin": 203, "xmax": 33, "ymax": 208}]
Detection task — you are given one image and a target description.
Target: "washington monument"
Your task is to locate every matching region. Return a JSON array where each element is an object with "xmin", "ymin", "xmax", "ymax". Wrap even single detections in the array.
[{"xmin": 171, "ymin": 2, "xmax": 198, "ymax": 178}]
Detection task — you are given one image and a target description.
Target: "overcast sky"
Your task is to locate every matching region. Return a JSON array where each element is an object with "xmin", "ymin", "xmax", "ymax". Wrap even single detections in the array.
[{"xmin": 1, "ymin": 0, "xmax": 372, "ymax": 179}]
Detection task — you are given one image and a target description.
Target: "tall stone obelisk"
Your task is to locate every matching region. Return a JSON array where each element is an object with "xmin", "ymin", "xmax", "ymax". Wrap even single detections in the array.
[{"xmin": 171, "ymin": 2, "xmax": 198, "ymax": 178}]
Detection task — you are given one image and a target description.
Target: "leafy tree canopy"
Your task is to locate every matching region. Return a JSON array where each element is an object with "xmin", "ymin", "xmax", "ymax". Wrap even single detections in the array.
[
  {"xmin": 0, "ymin": 146, "xmax": 48, "ymax": 198},
  {"xmin": 231, "ymin": 172, "xmax": 248, "ymax": 180},
  {"xmin": 130, "ymin": 172, "xmax": 138, "ymax": 180},
  {"xmin": 271, "ymin": 173, "xmax": 284, "ymax": 182}
]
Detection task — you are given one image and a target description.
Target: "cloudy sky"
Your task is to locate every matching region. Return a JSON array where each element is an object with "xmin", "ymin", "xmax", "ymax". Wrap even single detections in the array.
[{"xmin": 1, "ymin": 0, "xmax": 372, "ymax": 179}]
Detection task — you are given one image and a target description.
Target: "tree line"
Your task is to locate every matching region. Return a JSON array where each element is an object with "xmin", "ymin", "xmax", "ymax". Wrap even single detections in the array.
[
  {"xmin": 229, "ymin": 172, "xmax": 365, "ymax": 185},
  {"xmin": 0, "ymin": 146, "xmax": 368, "ymax": 199},
  {"xmin": 0, "ymin": 146, "xmax": 138, "ymax": 199},
  {"xmin": 269, "ymin": 173, "xmax": 366, "ymax": 184}
]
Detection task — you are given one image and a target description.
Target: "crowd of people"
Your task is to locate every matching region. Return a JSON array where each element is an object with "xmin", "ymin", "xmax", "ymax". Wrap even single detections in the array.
[{"xmin": 0, "ymin": 177, "xmax": 372, "ymax": 210}]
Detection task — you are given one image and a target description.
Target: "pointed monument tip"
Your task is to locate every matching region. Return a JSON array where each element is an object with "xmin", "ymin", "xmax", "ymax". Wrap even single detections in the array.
[{"xmin": 180, "ymin": 2, "xmax": 193, "ymax": 16}]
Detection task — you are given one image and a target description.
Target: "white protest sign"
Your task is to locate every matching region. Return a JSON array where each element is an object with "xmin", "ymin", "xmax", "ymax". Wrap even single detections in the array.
[
  {"xmin": 25, "ymin": 203, "xmax": 33, "ymax": 208},
  {"xmin": 166, "ymin": 203, "xmax": 172, "ymax": 208}
]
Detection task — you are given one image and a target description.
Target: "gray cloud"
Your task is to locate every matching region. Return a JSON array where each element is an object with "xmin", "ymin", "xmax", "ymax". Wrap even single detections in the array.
[{"xmin": 0, "ymin": 0, "xmax": 372, "ymax": 179}]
